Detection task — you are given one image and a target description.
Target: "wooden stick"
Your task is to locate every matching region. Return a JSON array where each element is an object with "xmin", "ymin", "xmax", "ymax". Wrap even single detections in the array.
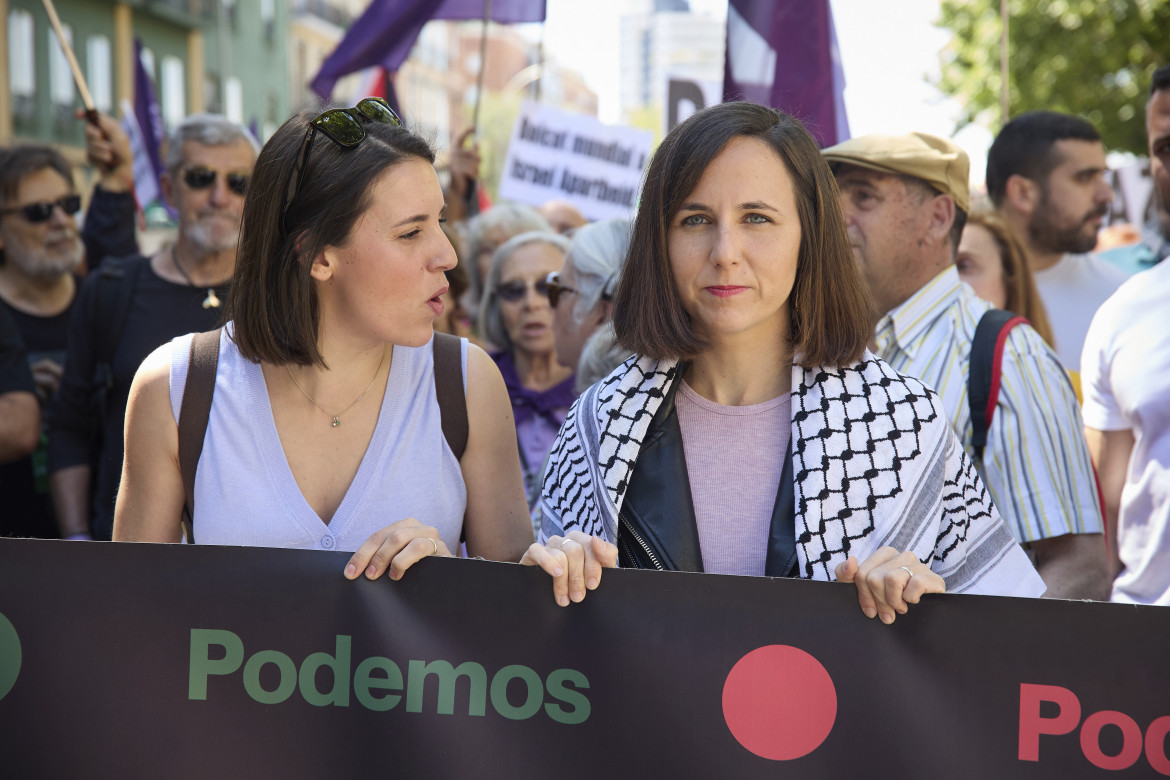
[{"xmin": 41, "ymin": 0, "xmax": 98, "ymax": 121}]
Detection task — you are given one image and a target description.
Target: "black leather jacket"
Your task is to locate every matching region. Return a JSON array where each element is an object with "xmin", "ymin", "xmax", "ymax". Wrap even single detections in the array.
[{"xmin": 616, "ymin": 367, "xmax": 800, "ymax": 577}]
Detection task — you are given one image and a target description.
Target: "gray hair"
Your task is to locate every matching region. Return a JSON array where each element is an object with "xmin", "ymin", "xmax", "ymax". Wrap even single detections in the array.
[
  {"xmin": 477, "ymin": 230, "xmax": 570, "ymax": 352},
  {"xmin": 465, "ymin": 203, "xmax": 552, "ymax": 298},
  {"xmin": 164, "ymin": 113, "xmax": 260, "ymax": 173},
  {"xmin": 565, "ymin": 219, "xmax": 631, "ymax": 325},
  {"xmin": 575, "ymin": 322, "xmax": 631, "ymax": 393}
]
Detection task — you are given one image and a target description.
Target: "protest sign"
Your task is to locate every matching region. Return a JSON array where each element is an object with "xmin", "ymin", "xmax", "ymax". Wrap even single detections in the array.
[
  {"xmin": 664, "ymin": 75, "xmax": 723, "ymax": 135},
  {"xmin": 1, "ymin": 538, "xmax": 1167, "ymax": 778},
  {"xmin": 498, "ymin": 102, "xmax": 652, "ymax": 221}
]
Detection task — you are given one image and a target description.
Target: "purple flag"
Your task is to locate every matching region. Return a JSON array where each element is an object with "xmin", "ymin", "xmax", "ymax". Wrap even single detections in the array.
[
  {"xmin": 311, "ymin": 0, "xmax": 546, "ymax": 101},
  {"xmin": 119, "ymin": 38, "xmax": 167, "ymax": 211},
  {"xmin": 723, "ymin": 0, "xmax": 849, "ymax": 147}
]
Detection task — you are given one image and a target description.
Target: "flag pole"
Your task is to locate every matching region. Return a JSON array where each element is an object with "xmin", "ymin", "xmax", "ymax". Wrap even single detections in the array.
[
  {"xmin": 472, "ymin": 0, "xmax": 493, "ymax": 139},
  {"xmin": 41, "ymin": 0, "xmax": 98, "ymax": 124},
  {"xmin": 999, "ymin": 0, "xmax": 1009, "ymax": 125}
]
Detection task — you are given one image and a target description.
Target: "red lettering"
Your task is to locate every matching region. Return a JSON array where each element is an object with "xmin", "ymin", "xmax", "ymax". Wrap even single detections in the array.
[
  {"xmin": 1146, "ymin": 716, "xmax": 1170, "ymax": 776},
  {"xmin": 1080, "ymin": 710, "xmax": 1143, "ymax": 770},
  {"xmin": 1019, "ymin": 683, "xmax": 1081, "ymax": 761}
]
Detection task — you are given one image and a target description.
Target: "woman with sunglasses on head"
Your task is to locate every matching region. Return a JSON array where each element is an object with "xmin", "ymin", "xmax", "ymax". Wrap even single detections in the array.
[
  {"xmin": 477, "ymin": 231, "xmax": 575, "ymax": 517},
  {"xmin": 521, "ymin": 102, "xmax": 1044, "ymax": 619},
  {"xmin": 114, "ymin": 99, "xmax": 533, "ymax": 579}
]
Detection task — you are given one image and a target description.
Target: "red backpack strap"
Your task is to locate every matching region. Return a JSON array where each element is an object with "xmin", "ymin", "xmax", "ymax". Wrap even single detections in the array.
[
  {"xmin": 178, "ymin": 328, "xmax": 222, "ymax": 542},
  {"xmin": 432, "ymin": 332, "xmax": 468, "ymax": 460},
  {"xmin": 968, "ymin": 310, "xmax": 1029, "ymax": 461}
]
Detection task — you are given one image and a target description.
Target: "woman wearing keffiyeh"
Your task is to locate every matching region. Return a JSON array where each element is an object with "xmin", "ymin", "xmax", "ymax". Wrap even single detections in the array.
[{"xmin": 520, "ymin": 102, "xmax": 1045, "ymax": 624}]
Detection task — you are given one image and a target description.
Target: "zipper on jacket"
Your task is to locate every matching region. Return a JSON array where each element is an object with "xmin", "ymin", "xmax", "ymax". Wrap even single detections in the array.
[{"xmin": 619, "ymin": 512, "xmax": 665, "ymax": 571}]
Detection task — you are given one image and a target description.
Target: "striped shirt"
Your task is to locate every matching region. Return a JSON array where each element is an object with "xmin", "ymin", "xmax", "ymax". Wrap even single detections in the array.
[{"xmin": 874, "ymin": 267, "xmax": 1103, "ymax": 543}]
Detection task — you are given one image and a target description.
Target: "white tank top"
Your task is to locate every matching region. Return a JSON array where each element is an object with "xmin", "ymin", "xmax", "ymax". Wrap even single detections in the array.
[{"xmin": 168, "ymin": 326, "xmax": 467, "ymax": 552}]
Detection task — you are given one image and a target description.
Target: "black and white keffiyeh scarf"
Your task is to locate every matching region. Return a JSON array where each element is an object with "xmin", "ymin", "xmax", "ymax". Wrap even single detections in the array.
[{"xmin": 539, "ymin": 352, "xmax": 1044, "ymax": 596}]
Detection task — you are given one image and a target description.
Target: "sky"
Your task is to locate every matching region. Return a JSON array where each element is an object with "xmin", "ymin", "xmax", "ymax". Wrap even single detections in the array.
[{"xmin": 535, "ymin": 0, "xmax": 995, "ymax": 186}]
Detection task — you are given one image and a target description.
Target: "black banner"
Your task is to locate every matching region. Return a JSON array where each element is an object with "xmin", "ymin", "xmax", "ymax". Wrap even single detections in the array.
[{"xmin": 0, "ymin": 538, "xmax": 1168, "ymax": 778}]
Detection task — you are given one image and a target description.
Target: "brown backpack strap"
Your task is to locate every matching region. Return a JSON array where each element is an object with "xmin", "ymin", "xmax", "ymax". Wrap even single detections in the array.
[
  {"xmin": 178, "ymin": 328, "xmax": 222, "ymax": 542},
  {"xmin": 432, "ymin": 332, "xmax": 468, "ymax": 460}
]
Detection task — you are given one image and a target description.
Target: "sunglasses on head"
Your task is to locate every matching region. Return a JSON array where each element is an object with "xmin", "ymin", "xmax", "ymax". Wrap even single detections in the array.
[
  {"xmin": 1, "ymin": 194, "xmax": 82, "ymax": 223},
  {"xmin": 281, "ymin": 97, "xmax": 402, "ymax": 233},
  {"xmin": 182, "ymin": 166, "xmax": 250, "ymax": 196},
  {"xmin": 496, "ymin": 278, "xmax": 552, "ymax": 303}
]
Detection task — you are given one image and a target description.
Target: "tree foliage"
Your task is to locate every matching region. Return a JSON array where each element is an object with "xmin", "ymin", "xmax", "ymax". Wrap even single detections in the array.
[{"xmin": 935, "ymin": 0, "xmax": 1170, "ymax": 154}]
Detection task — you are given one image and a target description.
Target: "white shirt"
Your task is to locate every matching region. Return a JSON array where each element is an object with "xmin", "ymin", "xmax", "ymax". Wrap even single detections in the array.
[
  {"xmin": 1032, "ymin": 252, "xmax": 1129, "ymax": 374},
  {"xmin": 1081, "ymin": 260, "xmax": 1170, "ymax": 605},
  {"xmin": 875, "ymin": 267, "xmax": 1103, "ymax": 545}
]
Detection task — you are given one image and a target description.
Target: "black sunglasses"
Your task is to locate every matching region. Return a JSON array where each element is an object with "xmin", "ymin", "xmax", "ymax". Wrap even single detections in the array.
[
  {"xmin": 496, "ymin": 278, "xmax": 552, "ymax": 303},
  {"xmin": 1, "ymin": 194, "xmax": 81, "ymax": 223},
  {"xmin": 282, "ymin": 97, "xmax": 402, "ymax": 232},
  {"xmin": 182, "ymin": 166, "xmax": 250, "ymax": 196},
  {"xmin": 544, "ymin": 272, "xmax": 578, "ymax": 308}
]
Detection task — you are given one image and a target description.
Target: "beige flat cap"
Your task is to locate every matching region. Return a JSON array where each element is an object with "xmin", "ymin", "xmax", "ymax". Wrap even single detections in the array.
[{"xmin": 823, "ymin": 132, "xmax": 970, "ymax": 213}]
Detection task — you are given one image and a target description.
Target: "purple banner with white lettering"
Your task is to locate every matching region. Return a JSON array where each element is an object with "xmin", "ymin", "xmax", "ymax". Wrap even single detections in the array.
[{"xmin": 723, "ymin": 0, "xmax": 849, "ymax": 147}]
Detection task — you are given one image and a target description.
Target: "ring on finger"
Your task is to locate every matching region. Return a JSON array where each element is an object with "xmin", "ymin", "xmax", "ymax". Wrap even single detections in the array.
[
  {"xmin": 424, "ymin": 537, "xmax": 438, "ymax": 556},
  {"xmin": 900, "ymin": 565, "xmax": 915, "ymax": 577}
]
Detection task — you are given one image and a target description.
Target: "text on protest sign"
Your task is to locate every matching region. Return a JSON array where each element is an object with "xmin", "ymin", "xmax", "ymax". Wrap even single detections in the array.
[{"xmin": 499, "ymin": 102, "xmax": 653, "ymax": 221}]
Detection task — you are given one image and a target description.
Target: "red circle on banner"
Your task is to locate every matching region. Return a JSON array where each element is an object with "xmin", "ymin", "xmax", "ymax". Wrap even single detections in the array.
[{"xmin": 722, "ymin": 645, "xmax": 837, "ymax": 761}]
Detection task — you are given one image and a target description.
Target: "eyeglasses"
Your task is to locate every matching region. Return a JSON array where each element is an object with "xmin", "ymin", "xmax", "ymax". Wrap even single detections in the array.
[
  {"xmin": 545, "ymin": 271, "xmax": 617, "ymax": 308},
  {"xmin": 0, "ymin": 194, "xmax": 82, "ymax": 223},
  {"xmin": 544, "ymin": 272, "xmax": 578, "ymax": 308},
  {"xmin": 282, "ymin": 97, "xmax": 402, "ymax": 233},
  {"xmin": 182, "ymin": 166, "xmax": 250, "ymax": 196},
  {"xmin": 496, "ymin": 278, "xmax": 552, "ymax": 303}
]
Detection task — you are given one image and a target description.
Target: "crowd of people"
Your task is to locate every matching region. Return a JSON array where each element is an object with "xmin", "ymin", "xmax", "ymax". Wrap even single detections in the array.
[{"xmin": 1, "ymin": 64, "xmax": 1167, "ymax": 612}]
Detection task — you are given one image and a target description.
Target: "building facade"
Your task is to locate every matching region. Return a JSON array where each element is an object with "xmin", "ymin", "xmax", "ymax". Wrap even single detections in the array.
[{"xmin": 1, "ymin": 0, "xmax": 290, "ymax": 165}]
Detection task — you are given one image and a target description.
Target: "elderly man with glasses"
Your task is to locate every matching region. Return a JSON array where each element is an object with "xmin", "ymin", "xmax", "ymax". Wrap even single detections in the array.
[{"xmin": 48, "ymin": 112, "xmax": 259, "ymax": 542}]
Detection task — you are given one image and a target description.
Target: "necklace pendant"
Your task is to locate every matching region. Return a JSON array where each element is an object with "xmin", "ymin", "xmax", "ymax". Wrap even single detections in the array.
[
  {"xmin": 331, "ymin": 416, "xmax": 341, "ymax": 428},
  {"xmin": 203, "ymin": 289, "xmax": 221, "ymax": 309}
]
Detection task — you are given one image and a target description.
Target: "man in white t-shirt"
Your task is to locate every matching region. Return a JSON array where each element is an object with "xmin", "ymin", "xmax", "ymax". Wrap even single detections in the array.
[
  {"xmin": 987, "ymin": 112, "xmax": 1129, "ymax": 388},
  {"xmin": 1082, "ymin": 66, "xmax": 1170, "ymax": 605}
]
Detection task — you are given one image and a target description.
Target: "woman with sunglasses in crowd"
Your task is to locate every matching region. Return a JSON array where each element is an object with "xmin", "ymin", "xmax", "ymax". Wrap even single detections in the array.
[
  {"xmin": 477, "ymin": 231, "xmax": 575, "ymax": 517},
  {"xmin": 521, "ymin": 102, "xmax": 1044, "ymax": 620},
  {"xmin": 114, "ymin": 99, "xmax": 533, "ymax": 580}
]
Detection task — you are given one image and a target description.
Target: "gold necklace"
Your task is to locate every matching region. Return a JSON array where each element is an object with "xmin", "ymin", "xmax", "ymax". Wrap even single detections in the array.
[
  {"xmin": 286, "ymin": 348, "xmax": 386, "ymax": 428},
  {"xmin": 171, "ymin": 250, "xmax": 222, "ymax": 309}
]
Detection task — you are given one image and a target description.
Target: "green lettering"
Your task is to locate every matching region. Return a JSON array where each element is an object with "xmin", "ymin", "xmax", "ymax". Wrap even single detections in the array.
[
  {"xmin": 406, "ymin": 660, "xmax": 486, "ymax": 716},
  {"xmin": 354, "ymin": 656, "xmax": 403, "ymax": 712},
  {"xmin": 490, "ymin": 665, "xmax": 543, "ymax": 721},
  {"xmin": 188, "ymin": 629, "xmax": 243, "ymax": 700},
  {"xmin": 243, "ymin": 650, "xmax": 297, "ymax": 704},
  {"xmin": 544, "ymin": 668, "xmax": 591, "ymax": 725},
  {"xmin": 298, "ymin": 634, "xmax": 351, "ymax": 707}
]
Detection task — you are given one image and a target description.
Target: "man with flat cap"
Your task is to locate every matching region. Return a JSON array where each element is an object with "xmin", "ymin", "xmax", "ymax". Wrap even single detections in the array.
[{"xmin": 824, "ymin": 132, "xmax": 1108, "ymax": 600}]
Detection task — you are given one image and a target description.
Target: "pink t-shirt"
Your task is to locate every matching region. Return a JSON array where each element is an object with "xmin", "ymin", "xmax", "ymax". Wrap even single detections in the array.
[{"xmin": 675, "ymin": 381, "xmax": 792, "ymax": 576}]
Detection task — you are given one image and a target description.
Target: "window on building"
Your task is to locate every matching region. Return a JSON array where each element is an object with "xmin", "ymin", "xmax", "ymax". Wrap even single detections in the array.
[
  {"xmin": 49, "ymin": 24, "xmax": 75, "ymax": 107},
  {"xmin": 161, "ymin": 56, "xmax": 186, "ymax": 129},
  {"xmin": 8, "ymin": 9, "xmax": 35, "ymax": 119},
  {"xmin": 87, "ymin": 35, "xmax": 113, "ymax": 113},
  {"xmin": 225, "ymin": 77, "xmax": 244, "ymax": 125}
]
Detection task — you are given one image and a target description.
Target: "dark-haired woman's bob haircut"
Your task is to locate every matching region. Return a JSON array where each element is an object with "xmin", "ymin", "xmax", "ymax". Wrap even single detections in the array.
[
  {"xmin": 613, "ymin": 101, "xmax": 872, "ymax": 368},
  {"xmin": 226, "ymin": 108, "xmax": 435, "ymax": 367}
]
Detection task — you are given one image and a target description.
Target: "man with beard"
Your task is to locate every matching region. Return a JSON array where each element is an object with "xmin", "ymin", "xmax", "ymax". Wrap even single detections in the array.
[
  {"xmin": 1081, "ymin": 65, "xmax": 1170, "ymax": 605},
  {"xmin": 825, "ymin": 132, "xmax": 1109, "ymax": 600},
  {"xmin": 49, "ymin": 113, "xmax": 258, "ymax": 541},
  {"xmin": 0, "ymin": 142, "xmax": 136, "ymax": 538},
  {"xmin": 987, "ymin": 112, "xmax": 1128, "ymax": 385}
]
